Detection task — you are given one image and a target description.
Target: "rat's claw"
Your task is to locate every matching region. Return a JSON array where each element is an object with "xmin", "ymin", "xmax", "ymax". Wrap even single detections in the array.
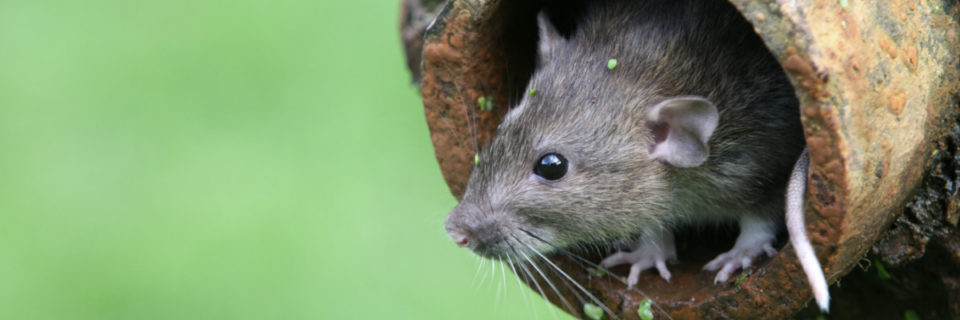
[
  {"xmin": 627, "ymin": 256, "xmax": 672, "ymax": 287},
  {"xmin": 602, "ymin": 250, "xmax": 673, "ymax": 287},
  {"xmin": 600, "ymin": 229, "xmax": 677, "ymax": 288},
  {"xmin": 711, "ymin": 258, "xmax": 749, "ymax": 283},
  {"xmin": 704, "ymin": 249, "xmax": 758, "ymax": 283},
  {"xmin": 704, "ymin": 239, "xmax": 777, "ymax": 283},
  {"xmin": 704, "ymin": 216, "xmax": 778, "ymax": 283}
]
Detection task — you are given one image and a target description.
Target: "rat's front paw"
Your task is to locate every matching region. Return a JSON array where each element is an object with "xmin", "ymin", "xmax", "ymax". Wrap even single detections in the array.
[
  {"xmin": 600, "ymin": 230, "xmax": 676, "ymax": 288},
  {"xmin": 703, "ymin": 240, "xmax": 775, "ymax": 283},
  {"xmin": 704, "ymin": 216, "xmax": 778, "ymax": 283}
]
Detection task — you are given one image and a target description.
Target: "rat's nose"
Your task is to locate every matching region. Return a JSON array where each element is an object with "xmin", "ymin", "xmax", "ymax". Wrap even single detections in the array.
[
  {"xmin": 445, "ymin": 212, "xmax": 473, "ymax": 248},
  {"xmin": 445, "ymin": 204, "xmax": 510, "ymax": 258},
  {"xmin": 448, "ymin": 229, "xmax": 470, "ymax": 247}
]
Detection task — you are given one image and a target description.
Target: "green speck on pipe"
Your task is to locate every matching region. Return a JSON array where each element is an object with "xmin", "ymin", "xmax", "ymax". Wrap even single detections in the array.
[
  {"xmin": 904, "ymin": 310, "xmax": 920, "ymax": 320},
  {"xmin": 733, "ymin": 272, "xmax": 749, "ymax": 285},
  {"xmin": 637, "ymin": 298, "xmax": 654, "ymax": 320},
  {"xmin": 588, "ymin": 268, "xmax": 606, "ymax": 277},
  {"xmin": 584, "ymin": 303, "xmax": 604, "ymax": 320}
]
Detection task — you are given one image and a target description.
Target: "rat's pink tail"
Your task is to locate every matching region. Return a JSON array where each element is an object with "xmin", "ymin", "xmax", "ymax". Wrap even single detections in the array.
[{"xmin": 786, "ymin": 148, "xmax": 830, "ymax": 312}]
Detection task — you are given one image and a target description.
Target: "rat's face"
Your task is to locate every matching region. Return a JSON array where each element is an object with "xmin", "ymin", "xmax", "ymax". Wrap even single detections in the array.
[
  {"xmin": 443, "ymin": 11, "xmax": 720, "ymax": 260},
  {"xmin": 444, "ymin": 75, "xmax": 673, "ymax": 259}
]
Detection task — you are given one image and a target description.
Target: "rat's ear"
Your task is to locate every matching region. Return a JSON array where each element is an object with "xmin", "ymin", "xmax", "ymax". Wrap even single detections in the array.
[
  {"xmin": 645, "ymin": 96, "xmax": 719, "ymax": 168},
  {"xmin": 537, "ymin": 11, "xmax": 563, "ymax": 62}
]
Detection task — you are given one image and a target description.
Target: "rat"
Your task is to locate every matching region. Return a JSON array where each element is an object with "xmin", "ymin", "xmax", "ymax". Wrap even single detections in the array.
[{"xmin": 443, "ymin": 0, "xmax": 829, "ymax": 312}]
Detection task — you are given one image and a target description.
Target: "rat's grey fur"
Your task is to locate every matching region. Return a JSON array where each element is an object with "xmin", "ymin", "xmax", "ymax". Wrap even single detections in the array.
[{"xmin": 445, "ymin": 0, "xmax": 803, "ymax": 263}]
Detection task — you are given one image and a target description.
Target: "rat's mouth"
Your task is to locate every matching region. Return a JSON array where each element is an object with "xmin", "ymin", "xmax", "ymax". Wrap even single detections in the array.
[{"xmin": 464, "ymin": 228, "xmax": 558, "ymax": 262}]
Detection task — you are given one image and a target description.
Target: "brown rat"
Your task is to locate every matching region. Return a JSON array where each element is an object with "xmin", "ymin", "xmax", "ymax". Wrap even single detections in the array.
[{"xmin": 444, "ymin": 0, "xmax": 829, "ymax": 312}]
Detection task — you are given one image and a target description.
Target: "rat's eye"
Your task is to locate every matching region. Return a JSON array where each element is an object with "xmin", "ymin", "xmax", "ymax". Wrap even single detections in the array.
[{"xmin": 534, "ymin": 153, "xmax": 568, "ymax": 180}]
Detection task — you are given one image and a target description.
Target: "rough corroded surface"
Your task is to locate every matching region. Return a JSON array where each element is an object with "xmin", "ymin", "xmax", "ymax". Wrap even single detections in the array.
[
  {"xmin": 420, "ymin": 0, "xmax": 508, "ymax": 198},
  {"xmin": 791, "ymin": 104, "xmax": 960, "ymax": 319},
  {"xmin": 407, "ymin": 0, "xmax": 960, "ymax": 318},
  {"xmin": 419, "ymin": 0, "xmax": 538, "ymax": 199},
  {"xmin": 873, "ymin": 107, "xmax": 960, "ymax": 267},
  {"xmin": 730, "ymin": 0, "xmax": 960, "ymax": 289},
  {"xmin": 399, "ymin": 0, "xmax": 447, "ymax": 83}
]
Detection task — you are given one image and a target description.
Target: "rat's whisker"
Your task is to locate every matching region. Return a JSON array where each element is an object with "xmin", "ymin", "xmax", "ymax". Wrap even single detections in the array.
[
  {"xmin": 548, "ymin": 262, "xmax": 588, "ymax": 309},
  {"xmin": 507, "ymin": 256, "xmax": 539, "ymax": 320},
  {"xmin": 472, "ymin": 255, "xmax": 486, "ymax": 287},
  {"xmin": 518, "ymin": 240, "xmax": 618, "ymax": 320},
  {"xmin": 520, "ymin": 228, "xmax": 673, "ymax": 320},
  {"xmin": 541, "ymin": 251, "xmax": 620, "ymax": 320},
  {"xmin": 516, "ymin": 245, "xmax": 576, "ymax": 314},
  {"xmin": 500, "ymin": 259, "xmax": 509, "ymax": 303},
  {"xmin": 519, "ymin": 260, "xmax": 559, "ymax": 320},
  {"xmin": 498, "ymin": 257, "xmax": 506, "ymax": 310},
  {"xmin": 511, "ymin": 242, "xmax": 559, "ymax": 320},
  {"xmin": 476, "ymin": 258, "xmax": 488, "ymax": 286},
  {"xmin": 515, "ymin": 238, "xmax": 586, "ymax": 308},
  {"xmin": 478, "ymin": 257, "xmax": 491, "ymax": 289},
  {"xmin": 519, "ymin": 228, "xmax": 599, "ymax": 271}
]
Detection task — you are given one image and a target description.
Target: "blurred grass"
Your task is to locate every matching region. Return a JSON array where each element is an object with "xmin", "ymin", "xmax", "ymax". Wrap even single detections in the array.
[{"xmin": 0, "ymin": 0, "xmax": 567, "ymax": 319}]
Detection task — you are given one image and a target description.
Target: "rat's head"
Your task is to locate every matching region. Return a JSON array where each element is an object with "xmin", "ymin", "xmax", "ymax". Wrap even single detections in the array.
[{"xmin": 444, "ymin": 12, "xmax": 720, "ymax": 260}]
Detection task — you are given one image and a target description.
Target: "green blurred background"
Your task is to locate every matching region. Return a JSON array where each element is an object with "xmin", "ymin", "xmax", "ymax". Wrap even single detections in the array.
[{"xmin": 0, "ymin": 0, "xmax": 567, "ymax": 318}]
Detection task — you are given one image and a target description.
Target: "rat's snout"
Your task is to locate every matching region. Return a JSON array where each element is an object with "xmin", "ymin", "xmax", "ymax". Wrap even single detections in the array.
[
  {"xmin": 447, "ymin": 228, "xmax": 469, "ymax": 248},
  {"xmin": 445, "ymin": 205, "xmax": 511, "ymax": 259}
]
